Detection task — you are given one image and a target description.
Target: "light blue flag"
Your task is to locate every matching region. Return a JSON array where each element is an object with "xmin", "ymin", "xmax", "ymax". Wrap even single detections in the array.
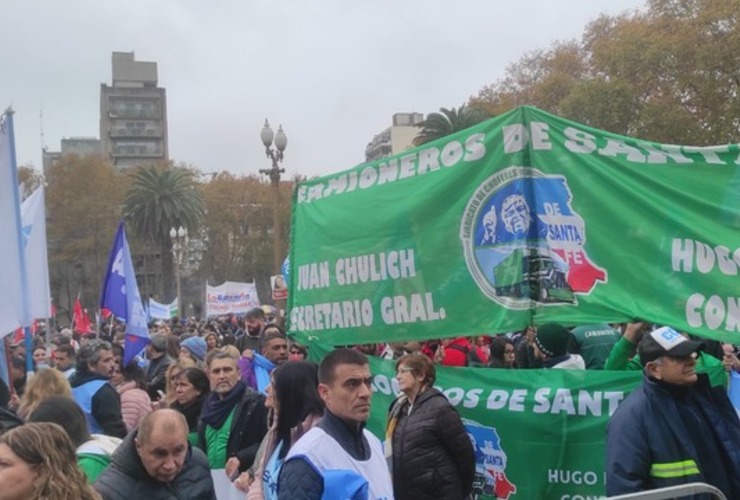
[
  {"xmin": 20, "ymin": 186, "xmax": 52, "ymax": 319},
  {"xmin": 100, "ymin": 222, "xmax": 149, "ymax": 365},
  {"xmin": 0, "ymin": 110, "xmax": 31, "ymax": 336},
  {"xmin": 729, "ymin": 371, "xmax": 740, "ymax": 418}
]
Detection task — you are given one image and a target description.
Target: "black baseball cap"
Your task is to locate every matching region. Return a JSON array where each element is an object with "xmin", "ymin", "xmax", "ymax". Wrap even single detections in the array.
[{"xmin": 638, "ymin": 326, "xmax": 704, "ymax": 366}]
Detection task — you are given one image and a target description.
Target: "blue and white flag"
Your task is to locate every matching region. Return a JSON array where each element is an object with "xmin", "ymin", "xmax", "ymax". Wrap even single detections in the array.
[
  {"xmin": 0, "ymin": 110, "xmax": 30, "ymax": 336},
  {"xmin": 20, "ymin": 186, "xmax": 51, "ymax": 319},
  {"xmin": 100, "ymin": 221, "xmax": 150, "ymax": 365}
]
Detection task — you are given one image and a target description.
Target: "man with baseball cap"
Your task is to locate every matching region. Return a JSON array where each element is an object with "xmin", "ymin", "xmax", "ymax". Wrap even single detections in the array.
[{"xmin": 606, "ymin": 326, "xmax": 740, "ymax": 497}]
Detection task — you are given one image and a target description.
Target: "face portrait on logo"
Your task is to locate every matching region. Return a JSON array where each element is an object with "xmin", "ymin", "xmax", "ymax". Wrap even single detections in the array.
[{"xmin": 501, "ymin": 194, "xmax": 531, "ymax": 236}]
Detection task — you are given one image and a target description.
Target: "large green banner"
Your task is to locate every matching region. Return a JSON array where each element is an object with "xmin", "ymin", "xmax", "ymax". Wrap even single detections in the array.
[
  {"xmin": 308, "ymin": 341, "xmax": 652, "ymax": 499},
  {"xmin": 288, "ymin": 106, "xmax": 740, "ymax": 345}
]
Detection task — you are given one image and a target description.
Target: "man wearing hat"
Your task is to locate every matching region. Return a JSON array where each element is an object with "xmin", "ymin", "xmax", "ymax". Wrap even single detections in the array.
[
  {"xmin": 606, "ymin": 326, "xmax": 740, "ymax": 498},
  {"xmin": 533, "ymin": 323, "xmax": 585, "ymax": 369}
]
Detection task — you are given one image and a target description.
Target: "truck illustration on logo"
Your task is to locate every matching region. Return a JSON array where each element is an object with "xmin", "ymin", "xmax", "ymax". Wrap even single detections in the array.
[
  {"xmin": 464, "ymin": 418, "xmax": 517, "ymax": 500},
  {"xmin": 460, "ymin": 166, "xmax": 606, "ymax": 309}
]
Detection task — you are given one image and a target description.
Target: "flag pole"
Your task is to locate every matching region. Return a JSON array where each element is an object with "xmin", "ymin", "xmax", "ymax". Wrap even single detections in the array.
[{"xmin": 2, "ymin": 337, "xmax": 13, "ymax": 394}]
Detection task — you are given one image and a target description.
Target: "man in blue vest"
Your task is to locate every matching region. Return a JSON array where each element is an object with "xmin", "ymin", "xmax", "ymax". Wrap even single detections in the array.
[
  {"xmin": 70, "ymin": 339, "xmax": 127, "ymax": 438},
  {"xmin": 278, "ymin": 348, "xmax": 393, "ymax": 499}
]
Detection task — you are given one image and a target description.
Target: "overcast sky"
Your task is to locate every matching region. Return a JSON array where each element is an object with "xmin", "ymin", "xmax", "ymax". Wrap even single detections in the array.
[{"xmin": 2, "ymin": 0, "xmax": 645, "ymax": 179}]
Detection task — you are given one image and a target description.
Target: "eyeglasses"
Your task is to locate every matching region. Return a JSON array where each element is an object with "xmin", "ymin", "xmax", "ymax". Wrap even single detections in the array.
[{"xmin": 397, "ymin": 367, "xmax": 415, "ymax": 374}]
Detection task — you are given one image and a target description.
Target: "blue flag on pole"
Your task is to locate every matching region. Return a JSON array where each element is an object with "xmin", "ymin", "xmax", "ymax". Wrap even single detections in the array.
[{"xmin": 100, "ymin": 221, "xmax": 150, "ymax": 365}]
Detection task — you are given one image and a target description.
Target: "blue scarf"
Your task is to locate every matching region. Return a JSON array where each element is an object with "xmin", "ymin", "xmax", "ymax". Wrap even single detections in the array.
[
  {"xmin": 201, "ymin": 380, "xmax": 245, "ymax": 429},
  {"xmin": 253, "ymin": 354, "xmax": 275, "ymax": 395}
]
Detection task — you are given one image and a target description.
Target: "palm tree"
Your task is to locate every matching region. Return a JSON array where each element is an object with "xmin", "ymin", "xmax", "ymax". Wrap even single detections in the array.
[
  {"xmin": 124, "ymin": 164, "xmax": 205, "ymax": 300},
  {"xmin": 413, "ymin": 104, "xmax": 491, "ymax": 146}
]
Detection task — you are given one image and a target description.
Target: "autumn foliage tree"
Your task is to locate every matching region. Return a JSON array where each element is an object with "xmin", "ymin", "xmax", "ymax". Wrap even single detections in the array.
[
  {"xmin": 45, "ymin": 155, "xmax": 129, "ymax": 317},
  {"xmin": 471, "ymin": 0, "xmax": 740, "ymax": 145},
  {"xmin": 200, "ymin": 172, "xmax": 293, "ymax": 304}
]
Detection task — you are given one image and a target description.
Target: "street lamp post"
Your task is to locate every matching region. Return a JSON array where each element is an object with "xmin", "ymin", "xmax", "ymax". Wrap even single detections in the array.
[
  {"xmin": 169, "ymin": 226, "xmax": 188, "ymax": 318},
  {"xmin": 259, "ymin": 119, "xmax": 287, "ymax": 276}
]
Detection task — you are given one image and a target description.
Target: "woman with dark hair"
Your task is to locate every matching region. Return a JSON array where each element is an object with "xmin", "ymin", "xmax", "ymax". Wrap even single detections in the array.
[
  {"xmin": 170, "ymin": 367, "xmax": 210, "ymax": 445},
  {"xmin": 244, "ymin": 361, "xmax": 324, "ymax": 499},
  {"xmin": 386, "ymin": 353, "xmax": 476, "ymax": 500},
  {"xmin": 115, "ymin": 360, "xmax": 152, "ymax": 432},
  {"xmin": 487, "ymin": 336, "xmax": 517, "ymax": 368}
]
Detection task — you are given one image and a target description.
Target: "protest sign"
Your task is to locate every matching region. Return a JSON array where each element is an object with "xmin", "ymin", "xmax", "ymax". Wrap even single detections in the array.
[
  {"xmin": 288, "ymin": 106, "xmax": 740, "ymax": 345},
  {"xmin": 149, "ymin": 298, "xmax": 177, "ymax": 320},
  {"xmin": 205, "ymin": 281, "xmax": 260, "ymax": 317},
  {"xmin": 271, "ymin": 274, "xmax": 288, "ymax": 301}
]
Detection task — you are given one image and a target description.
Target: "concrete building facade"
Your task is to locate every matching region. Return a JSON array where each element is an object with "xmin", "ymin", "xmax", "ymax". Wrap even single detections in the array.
[
  {"xmin": 100, "ymin": 52, "xmax": 168, "ymax": 168},
  {"xmin": 365, "ymin": 112, "xmax": 424, "ymax": 163},
  {"xmin": 42, "ymin": 137, "xmax": 102, "ymax": 172}
]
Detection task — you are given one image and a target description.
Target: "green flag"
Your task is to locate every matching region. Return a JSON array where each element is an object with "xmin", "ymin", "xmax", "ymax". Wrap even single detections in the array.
[{"xmin": 289, "ymin": 106, "xmax": 740, "ymax": 345}]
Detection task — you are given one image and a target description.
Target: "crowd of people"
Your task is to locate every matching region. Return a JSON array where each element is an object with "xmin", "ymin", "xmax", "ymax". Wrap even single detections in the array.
[{"xmin": 0, "ymin": 307, "xmax": 738, "ymax": 499}]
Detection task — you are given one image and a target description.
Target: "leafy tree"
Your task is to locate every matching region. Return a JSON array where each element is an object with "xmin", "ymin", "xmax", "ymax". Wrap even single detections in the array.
[
  {"xmin": 473, "ymin": 41, "xmax": 589, "ymax": 118},
  {"xmin": 17, "ymin": 164, "xmax": 44, "ymax": 199},
  {"xmin": 472, "ymin": 0, "xmax": 740, "ymax": 144},
  {"xmin": 124, "ymin": 163, "xmax": 205, "ymax": 300},
  {"xmin": 45, "ymin": 155, "xmax": 129, "ymax": 318},
  {"xmin": 200, "ymin": 172, "xmax": 293, "ymax": 304},
  {"xmin": 413, "ymin": 104, "xmax": 491, "ymax": 146}
]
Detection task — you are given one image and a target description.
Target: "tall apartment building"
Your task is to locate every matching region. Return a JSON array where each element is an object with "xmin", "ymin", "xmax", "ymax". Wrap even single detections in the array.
[
  {"xmin": 100, "ymin": 52, "xmax": 168, "ymax": 168},
  {"xmin": 365, "ymin": 112, "xmax": 424, "ymax": 163}
]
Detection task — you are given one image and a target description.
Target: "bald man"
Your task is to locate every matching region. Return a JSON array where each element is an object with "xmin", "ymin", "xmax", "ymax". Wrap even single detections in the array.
[{"xmin": 94, "ymin": 410, "xmax": 216, "ymax": 499}]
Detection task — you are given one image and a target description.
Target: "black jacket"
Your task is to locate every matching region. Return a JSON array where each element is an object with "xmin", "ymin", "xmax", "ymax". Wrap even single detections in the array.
[
  {"xmin": 145, "ymin": 355, "xmax": 172, "ymax": 401},
  {"xmin": 196, "ymin": 384, "xmax": 267, "ymax": 472},
  {"xmin": 94, "ymin": 429, "xmax": 216, "ymax": 500},
  {"xmin": 69, "ymin": 371, "xmax": 127, "ymax": 438},
  {"xmin": 389, "ymin": 388, "xmax": 476, "ymax": 500}
]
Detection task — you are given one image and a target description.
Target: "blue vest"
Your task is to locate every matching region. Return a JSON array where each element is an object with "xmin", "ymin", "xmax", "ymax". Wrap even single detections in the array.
[{"xmin": 72, "ymin": 379, "xmax": 107, "ymax": 434}]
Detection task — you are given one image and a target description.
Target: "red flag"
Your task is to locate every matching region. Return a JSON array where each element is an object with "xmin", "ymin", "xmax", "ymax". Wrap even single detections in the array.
[
  {"xmin": 73, "ymin": 298, "xmax": 92, "ymax": 334},
  {"xmin": 11, "ymin": 328, "xmax": 24, "ymax": 346}
]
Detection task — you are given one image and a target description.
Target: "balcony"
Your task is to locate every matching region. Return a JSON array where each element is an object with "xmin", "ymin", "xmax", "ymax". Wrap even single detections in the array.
[{"xmin": 109, "ymin": 127, "xmax": 163, "ymax": 138}]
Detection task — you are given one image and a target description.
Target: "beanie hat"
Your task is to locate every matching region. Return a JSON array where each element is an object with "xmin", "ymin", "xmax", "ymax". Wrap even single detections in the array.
[
  {"xmin": 182, "ymin": 336, "xmax": 207, "ymax": 362},
  {"xmin": 534, "ymin": 323, "xmax": 570, "ymax": 358}
]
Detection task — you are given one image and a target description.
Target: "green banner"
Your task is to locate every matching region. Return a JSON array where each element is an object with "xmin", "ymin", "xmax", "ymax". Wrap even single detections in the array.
[
  {"xmin": 308, "ymin": 341, "xmax": 648, "ymax": 499},
  {"xmin": 288, "ymin": 106, "xmax": 740, "ymax": 345}
]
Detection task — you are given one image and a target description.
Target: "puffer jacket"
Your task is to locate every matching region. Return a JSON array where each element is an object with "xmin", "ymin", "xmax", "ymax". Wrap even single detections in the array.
[
  {"xmin": 389, "ymin": 388, "xmax": 476, "ymax": 500},
  {"xmin": 117, "ymin": 381, "xmax": 152, "ymax": 432},
  {"xmin": 93, "ymin": 429, "xmax": 216, "ymax": 500}
]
